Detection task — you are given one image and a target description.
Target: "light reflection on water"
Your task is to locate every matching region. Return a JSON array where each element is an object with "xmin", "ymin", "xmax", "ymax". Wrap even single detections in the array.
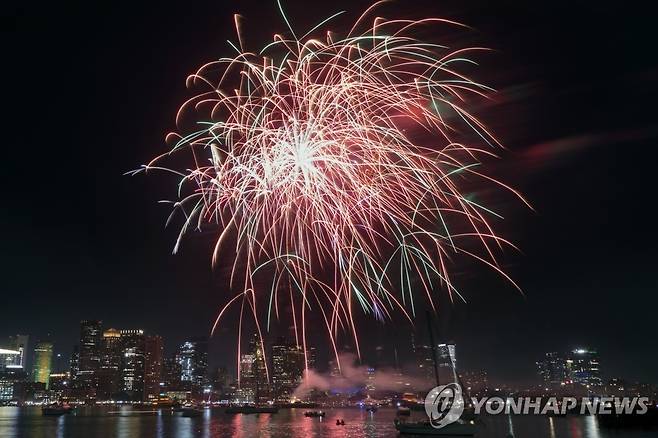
[{"xmin": 0, "ymin": 407, "xmax": 654, "ymax": 438}]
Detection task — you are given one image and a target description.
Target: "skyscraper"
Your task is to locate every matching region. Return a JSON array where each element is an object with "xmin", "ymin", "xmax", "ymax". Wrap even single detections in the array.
[
  {"xmin": 77, "ymin": 320, "xmax": 102, "ymax": 396},
  {"xmin": 162, "ymin": 356, "xmax": 182, "ymax": 391},
  {"xmin": 144, "ymin": 335, "xmax": 163, "ymax": 401},
  {"xmin": 211, "ymin": 366, "xmax": 229, "ymax": 392},
  {"xmin": 238, "ymin": 334, "xmax": 269, "ymax": 404},
  {"xmin": 97, "ymin": 328, "xmax": 122, "ymax": 399},
  {"xmin": 437, "ymin": 343, "xmax": 458, "ymax": 384},
  {"xmin": 177, "ymin": 337, "xmax": 208, "ymax": 390},
  {"xmin": 32, "ymin": 341, "xmax": 53, "ymax": 389},
  {"xmin": 537, "ymin": 352, "xmax": 568, "ymax": 386},
  {"xmin": 271, "ymin": 338, "xmax": 305, "ymax": 403},
  {"xmin": 567, "ymin": 348, "xmax": 602, "ymax": 387},
  {"xmin": 120, "ymin": 329, "xmax": 145, "ymax": 401},
  {"xmin": 537, "ymin": 348, "xmax": 602, "ymax": 388},
  {"xmin": 69, "ymin": 346, "xmax": 80, "ymax": 382}
]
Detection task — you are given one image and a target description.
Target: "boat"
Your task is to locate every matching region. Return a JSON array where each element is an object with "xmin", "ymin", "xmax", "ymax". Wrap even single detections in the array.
[
  {"xmin": 304, "ymin": 410, "xmax": 326, "ymax": 417},
  {"xmin": 225, "ymin": 405, "xmax": 279, "ymax": 414},
  {"xmin": 365, "ymin": 405, "xmax": 378, "ymax": 413},
  {"xmin": 396, "ymin": 406, "xmax": 411, "ymax": 416},
  {"xmin": 42, "ymin": 404, "xmax": 74, "ymax": 416},
  {"xmin": 393, "ymin": 312, "xmax": 477, "ymax": 436},
  {"xmin": 395, "ymin": 418, "xmax": 477, "ymax": 436}
]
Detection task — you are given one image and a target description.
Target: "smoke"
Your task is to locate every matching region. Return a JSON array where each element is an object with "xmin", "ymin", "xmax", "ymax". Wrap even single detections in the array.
[{"xmin": 293, "ymin": 353, "xmax": 428, "ymax": 398}]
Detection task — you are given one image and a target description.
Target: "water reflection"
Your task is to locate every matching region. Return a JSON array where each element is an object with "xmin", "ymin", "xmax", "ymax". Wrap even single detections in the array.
[
  {"xmin": 507, "ymin": 413, "xmax": 516, "ymax": 437},
  {"xmin": 582, "ymin": 415, "xmax": 601, "ymax": 438},
  {"xmin": 0, "ymin": 407, "xmax": 19, "ymax": 438},
  {"xmin": 0, "ymin": 407, "xmax": 655, "ymax": 438},
  {"xmin": 56, "ymin": 415, "xmax": 66, "ymax": 438},
  {"xmin": 548, "ymin": 416, "xmax": 557, "ymax": 438}
]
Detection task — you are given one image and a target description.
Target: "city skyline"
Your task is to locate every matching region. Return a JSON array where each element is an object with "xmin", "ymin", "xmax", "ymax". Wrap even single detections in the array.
[
  {"xmin": 3, "ymin": 319, "xmax": 657, "ymax": 408},
  {"xmin": 0, "ymin": 321, "xmax": 652, "ymax": 388}
]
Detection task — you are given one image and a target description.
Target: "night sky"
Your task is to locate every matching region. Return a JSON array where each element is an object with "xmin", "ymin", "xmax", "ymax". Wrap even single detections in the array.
[{"xmin": 2, "ymin": 0, "xmax": 657, "ymax": 384}]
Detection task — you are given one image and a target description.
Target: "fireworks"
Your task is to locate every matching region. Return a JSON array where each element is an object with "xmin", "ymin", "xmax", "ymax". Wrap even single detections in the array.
[{"xmin": 133, "ymin": 1, "xmax": 527, "ymax": 375}]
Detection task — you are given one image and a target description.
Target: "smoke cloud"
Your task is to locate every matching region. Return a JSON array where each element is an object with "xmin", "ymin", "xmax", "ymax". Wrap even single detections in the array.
[{"xmin": 294, "ymin": 353, "xmax": 428, "ymax": 398}]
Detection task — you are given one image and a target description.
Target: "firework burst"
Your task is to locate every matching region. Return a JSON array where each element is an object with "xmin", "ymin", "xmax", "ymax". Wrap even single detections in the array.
[{"xmin": 132, "ymin": 1, "xmax": 527, "ymax": 376}]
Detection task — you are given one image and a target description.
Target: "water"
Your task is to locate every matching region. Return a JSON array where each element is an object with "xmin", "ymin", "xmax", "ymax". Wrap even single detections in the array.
[{"xmin": 0, "ymin": 407, "xmax": 655, "ymax": 438}]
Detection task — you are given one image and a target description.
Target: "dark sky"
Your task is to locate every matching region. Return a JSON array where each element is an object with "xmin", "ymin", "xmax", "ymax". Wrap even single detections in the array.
[{"xmin": 2, "ymin": 0, "xmax": 657, "ymax": 384}]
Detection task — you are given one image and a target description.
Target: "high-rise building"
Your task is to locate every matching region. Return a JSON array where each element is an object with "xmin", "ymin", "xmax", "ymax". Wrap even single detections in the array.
[
  {"xmin": 69, "ymin": 346, "xmax": 80, "ymax": 381},
  {"xmin": 120, "ymin": 329, "xmax": 145, "ymax": 401},
  {"xmin": 537, "ymin": 348, "xmax": 602, "ymax": 388},
  {"xmin": 238, "ymin": 334, "xmax": 269, "ymax": 404},
  {"xmin": 537, "ymin": 352, "xmax": 568, "ymax": 386},
  {"xmin": 48, "ymin": 372, "xmax": 71, "ymax": 400},
  {"xmin": 437, "ymin": 343, "xmax": 458, "ymax": 384},
  {"xmin": 271, "ymin": 338, "xmax": 305, "ymax": 403},
  {"xmin": 211, "ymin": 366, "xmax": 229, "ymax": 392},
  {"xmin": 163, "ymin": 356, "xmax": 182, "ymax": 391},
  {"xmin": 7, "ymin": 335, "xmax": 29, "ymax": 370},
  {"xmin": 32, "ymin": 341, "xmax": 53, "ymax": 389},
  {"xmin": 144, "ymin": 335, "xmax": 163, "ymax": 401},
  {"xmin": 77, "ymin": 320, "xmax": 102, "ymax": 396},
  {"xmin": 177, "ymin": 337, "xmax": 208, "ymax": 390},
  {"xmin": 413, "ymin": 345, "xmax": 437, "ymax": 387},
  {"xmin": 97, "ymin": 328, "xmax": 122, "ymax": 399},
  {"xmin": 567, "ymin": 348, "xmax": 602, "ymax": 387}
]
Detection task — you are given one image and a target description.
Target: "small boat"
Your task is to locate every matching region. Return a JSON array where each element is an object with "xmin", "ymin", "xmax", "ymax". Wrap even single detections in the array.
[
  {"xmin": 365, "ymin": 405, "xmax": 378, "ymax": 413},
  {"xmin": 304, "ymin": 410, "xmax": 326, "ymax": 418},
  {"xmin": 396, "ymin": 406, "xmax": 411, "ymax": 416},
  {"xmin": 394, "ymin": 418, "xmax": 477, "ymax": 436},
  {"xmin": 42, "ymin": 404, "xmax": 73, "ymax": 416},
  {"xmin": 225, "ymin": 405, "xmax": 279, "ymax": 414}
]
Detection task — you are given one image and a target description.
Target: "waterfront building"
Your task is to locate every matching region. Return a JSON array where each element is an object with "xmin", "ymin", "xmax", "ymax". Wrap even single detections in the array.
[
  {"xmin": 7, "ymin": 335, "xmax": 29, "ymax": 370},
  {"xmin": 120, "ymin": 329, "xmax": 145, "ymax": 401},
  {"xmin": 239, "ymin": 334, "xmax": 269, "ymax": 404},
  {"xmin": 271, "ymin": 338, "xmax": 305, "ymax": 403},
  {"xmin": 537, "ymin": 348, "xmax": 602, "ymax": 388},
  {"xmin": 97, "ymin": 328, "xmax": 122, "ymax": 399},
  {"xmin": 76, "ymin": 320, "xmax": 102, "ymax": 396},
  {"xmin": 567, "ymin": 348, "xmax": 602, "ymax": 387},
  {"xmin": 32, "ymin": 341, "xmax": 53, "ymax": 389},
  {"xmin": 48, "ymin": 372, "xmax": 71, "ymax": 400},
  {"xmin": 437, "ymin": 342, "xmax": 458, "ymax": 384},
  {"xmin": 162, "ymin": 356, "xmax": 182, "ymax": 391},
  {"xmin": 537, "ymin": 352, "xmax": 568, "ymax": 386},
  {"xmin": 177, "ymin": 337, "xmax": 208, "ymax": 390},
  {"xmin": 144, "ymin": 335, "xmax": 163, "ymax": 401},
  {"xmin": 0, "ymin": 348, "xmax": 22, "ymax": 371}
]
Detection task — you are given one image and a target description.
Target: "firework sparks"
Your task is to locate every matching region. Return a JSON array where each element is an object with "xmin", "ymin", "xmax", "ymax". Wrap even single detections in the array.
[{"xmin": 132, "ymin": 1, "xmax": 527, "ymax": 376}]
